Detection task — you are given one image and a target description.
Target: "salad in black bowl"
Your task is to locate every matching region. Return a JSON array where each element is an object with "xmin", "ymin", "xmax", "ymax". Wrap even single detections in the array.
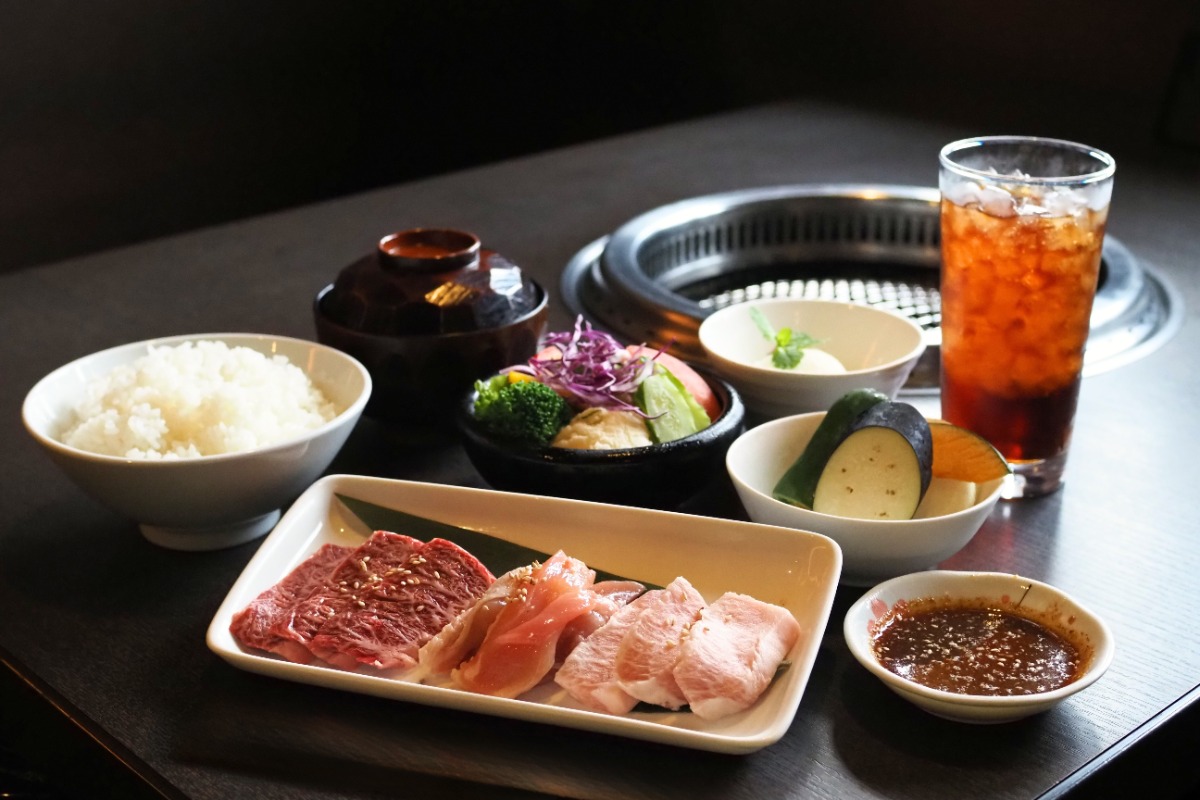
[{"xmin": 457, "ymin": 318, "xmax": 745, "ymax": 508}]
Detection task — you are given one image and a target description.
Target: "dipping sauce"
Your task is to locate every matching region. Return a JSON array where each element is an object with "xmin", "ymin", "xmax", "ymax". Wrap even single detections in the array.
[{"xmin": 871, "ymin": 602, "xmax": 1085, "ymax": 696}]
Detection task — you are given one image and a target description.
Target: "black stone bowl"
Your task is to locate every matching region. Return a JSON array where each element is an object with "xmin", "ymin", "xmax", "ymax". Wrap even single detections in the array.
[{"xmin": 456, "ymin": 372, "xmax": 745, "ymax": 509}]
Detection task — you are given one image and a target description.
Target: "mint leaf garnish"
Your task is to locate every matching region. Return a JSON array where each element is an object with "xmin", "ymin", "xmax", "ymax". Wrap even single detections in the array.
[{"xmin": 749, "ymin": 307, "xmax": 822, "ymax": 370}]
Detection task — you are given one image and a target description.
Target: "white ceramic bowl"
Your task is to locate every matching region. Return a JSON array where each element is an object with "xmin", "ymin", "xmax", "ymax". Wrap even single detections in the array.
[
  {"xmin": 698, "ymin": 298, "xmax": 926, "ymax": 419},
  {"xmin": 725, "ymin": 411, "xmax": 1004, "ymax": 586},
  {"xmin": 843, "ymin": 571, "xmax": 1115, "ymax": 723},
  {"xmin": 22, "ymin": 333, "xmax": 371, "ymax": 551}
]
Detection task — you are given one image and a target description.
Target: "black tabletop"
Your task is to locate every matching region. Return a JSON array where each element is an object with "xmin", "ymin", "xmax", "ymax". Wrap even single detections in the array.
[{"xmin": 3, "ymin": 100, "xmax": 1199, "ymax": 800}]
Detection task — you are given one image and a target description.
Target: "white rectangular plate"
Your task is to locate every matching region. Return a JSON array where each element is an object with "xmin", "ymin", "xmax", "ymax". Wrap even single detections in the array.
[{"xmin": 206, "ymin": 474, "xmax": 842, "ymax": 754}]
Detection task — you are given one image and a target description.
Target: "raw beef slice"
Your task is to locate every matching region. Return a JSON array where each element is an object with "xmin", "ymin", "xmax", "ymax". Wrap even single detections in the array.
[
  {"xmin": 306, "ymin": 533, "xmax": 496, "ymax": 670},
  {"xmin": 229, "ymin": 543, "xmax": 355, "ymax": 664}
]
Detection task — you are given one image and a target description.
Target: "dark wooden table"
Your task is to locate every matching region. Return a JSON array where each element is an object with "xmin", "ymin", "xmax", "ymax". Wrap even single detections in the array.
[{"xmin": 3, "ymin": 100, "xmax": 1199, "ymax": 799}]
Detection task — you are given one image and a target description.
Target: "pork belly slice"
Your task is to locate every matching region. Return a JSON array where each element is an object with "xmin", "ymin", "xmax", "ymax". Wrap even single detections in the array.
[
  {"xmin": 283, "ymin": 532, "xmax": 494, "ymax": 671},
  {"xmin": 672, "ymin": 592, "xmax": 801, "ymax": 720},
  {"xmin": 554, "ymin": 585, "xmax": 653, "ymax": 715},
  {"xmin": 614, "ymin": 576, "xmax": 706, "ymax": 710},
  {"xmin": 453, "ymin": 551, "xmax": 599, "ymax": 698},
  {"xmin": 229, "ymin": 543, "xmax": 355, "ymax": 664}
]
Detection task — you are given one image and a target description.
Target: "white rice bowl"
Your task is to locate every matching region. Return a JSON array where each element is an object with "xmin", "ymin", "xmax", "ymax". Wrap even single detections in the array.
[
  {"xmin": 59, "ymin": 340, "xmax": 338, "ymax": 459},
  {"xmin": 23, "ymin": 333, "xmax": 371, "ymax": 550}
]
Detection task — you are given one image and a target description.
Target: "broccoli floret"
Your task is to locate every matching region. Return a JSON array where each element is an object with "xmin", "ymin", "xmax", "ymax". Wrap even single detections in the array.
[{"xmin": 473, "ymin": 377, "xmax": 572, "ymax": 445}]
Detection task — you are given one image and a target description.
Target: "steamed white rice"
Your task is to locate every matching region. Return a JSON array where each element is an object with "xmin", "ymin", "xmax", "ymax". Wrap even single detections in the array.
[{"xmin": 60, "ymin": 340, "xmax": 338, "ymax": 459}]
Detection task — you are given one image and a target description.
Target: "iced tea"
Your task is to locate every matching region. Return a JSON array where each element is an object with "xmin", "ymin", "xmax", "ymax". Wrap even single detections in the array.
[{"xmin": 938, "ymin": 136, "xmax": 1115, "ymax": 497}]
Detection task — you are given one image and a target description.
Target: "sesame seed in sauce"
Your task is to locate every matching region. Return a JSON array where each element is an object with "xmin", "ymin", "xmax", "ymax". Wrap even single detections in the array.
[{"xmin": 871, "ymin": 604, "xmax": 1084, "ymax": 696}]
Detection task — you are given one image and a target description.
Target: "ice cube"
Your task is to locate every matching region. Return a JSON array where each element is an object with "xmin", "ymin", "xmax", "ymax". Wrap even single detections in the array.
[
  {"xmin": 1037, "ymin": 187, "xmax": 1088, "ymax": 217},
  {"xmin": 976, "ymin": 183, "xmax": 1019, "ymax": 217},
  {"xmin": 941, "ymin": 180, "xmax": 1018, "ymax": 217}
]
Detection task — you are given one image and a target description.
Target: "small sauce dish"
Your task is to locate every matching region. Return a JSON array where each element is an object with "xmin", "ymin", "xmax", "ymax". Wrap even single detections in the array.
[{"xmin": 843, "ymin": 570, "xmax": 1114, "ymax": 723}]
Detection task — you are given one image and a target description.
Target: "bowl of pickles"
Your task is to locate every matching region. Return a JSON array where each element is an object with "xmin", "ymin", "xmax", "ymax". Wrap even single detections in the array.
[{"xmin": 725, "ymin": 389, "xmax": 1009, "ymax": 586}]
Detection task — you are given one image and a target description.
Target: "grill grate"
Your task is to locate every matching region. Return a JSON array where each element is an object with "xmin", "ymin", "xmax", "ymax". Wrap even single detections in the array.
[
  {"xmin": 700, "ymin": 276, "xmax": 941, "ymax": 334},
  {"xmin": 560, "ymin": 184, "xmax": 1180, "ymax": 393},
  {"xmin": 642, "ymin": 209, "xmax": 940, "ymax": 271}
]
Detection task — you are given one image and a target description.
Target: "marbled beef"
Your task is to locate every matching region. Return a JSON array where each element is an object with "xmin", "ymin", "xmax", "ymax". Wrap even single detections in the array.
[
  {"xmin": 232, "ymin": 531, "xmax": 494, "ymax": 671},
  {"xmin": 304, "ymin": 533, "xmax": 495, "ymax": 670},
  {"xmin": 228, "ymin": 543, "xmax": 355, "ymax": 664}
]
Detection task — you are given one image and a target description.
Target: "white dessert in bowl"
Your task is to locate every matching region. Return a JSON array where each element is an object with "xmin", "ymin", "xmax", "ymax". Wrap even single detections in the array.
[{"xmin": 698, "ymin": 298, "xmax": 925, "ymax": 420}]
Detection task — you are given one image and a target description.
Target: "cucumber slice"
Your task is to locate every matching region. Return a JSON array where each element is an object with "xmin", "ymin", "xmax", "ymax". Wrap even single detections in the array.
[
  {"xmin": 634, "ymin": 372, "xmax": 704, "ymax": 443},
  {"xmin": 812, "ymin": 402, "xmax": 933, "ymax": 520},
  {"xmin": 772, "ymin": 388, "xmax": 889, "ymax": 508},
  {"xmin": 658, "ymin": 365, "xmax": 712, "ymax": 429}
]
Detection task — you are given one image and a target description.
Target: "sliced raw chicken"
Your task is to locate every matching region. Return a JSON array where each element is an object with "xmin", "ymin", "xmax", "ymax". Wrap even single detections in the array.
[
  {"xmin": 555, "ymin": 579, "xmax": 645, "ymax": 664},
  {"xmin": 453, "ymin": 552, "xmax": 599, "ymax": 698},
  {"xmin": 414, "ymin": 564, "xmax": 535, "ymax": 678},
  {"xmin": 614, "ymin": 576, "xmax": 706, "ymax": 709},
  {"xmin": 672, "ymin": 592, "xmax": 801, "ymax": 720}
]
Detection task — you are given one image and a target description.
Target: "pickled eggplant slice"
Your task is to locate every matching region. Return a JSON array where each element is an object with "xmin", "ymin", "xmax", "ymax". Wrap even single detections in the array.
[{"xmin": 812, "ymin": 402, "xmax": 933, "ymax": 520}]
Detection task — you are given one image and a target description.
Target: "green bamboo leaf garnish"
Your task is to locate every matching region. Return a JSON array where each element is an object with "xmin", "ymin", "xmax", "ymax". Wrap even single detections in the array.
[{"xmin": 335, "ymin": 494, "xmax": 660, "ymax": 588}]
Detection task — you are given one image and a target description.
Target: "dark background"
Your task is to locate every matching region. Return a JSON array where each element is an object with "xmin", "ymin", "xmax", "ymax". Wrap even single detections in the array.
[
  {"xmin": 2, "ymin": 0, "xmax": 1198, "ymax": 274},
  {"xmin": 3, "ymin": 4, "xmax": 1200, "ymax": 798}
]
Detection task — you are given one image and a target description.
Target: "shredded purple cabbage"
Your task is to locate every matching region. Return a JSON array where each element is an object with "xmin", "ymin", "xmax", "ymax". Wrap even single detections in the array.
[{"xmin": 510, "ymin": 317, "xmax": 657, "ymax": 412}]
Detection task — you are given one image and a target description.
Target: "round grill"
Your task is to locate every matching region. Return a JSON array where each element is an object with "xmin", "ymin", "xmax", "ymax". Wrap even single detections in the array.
[{"xmin": 560, "ymin": 184, "xmax": 1180, "ymax": 394}]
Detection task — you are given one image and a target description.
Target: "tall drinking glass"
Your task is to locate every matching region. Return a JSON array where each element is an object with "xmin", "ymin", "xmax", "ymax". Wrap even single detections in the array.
[{"xmin": 938, "ymin": 136, "xmax": 1115, "ymax": 499}]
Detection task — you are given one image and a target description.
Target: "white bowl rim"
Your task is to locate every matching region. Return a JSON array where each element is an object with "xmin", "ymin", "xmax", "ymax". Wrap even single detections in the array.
[
  {"xmin": 726, "ymin": 411, "xmax": 1007, "ymax": 526},
  {"xmin": 21, "ymin": 332, "xmax": 372, "ymax": 468},
  {"xmin": 698, "ymin": 297, "xmax": 927, "ymax": 378},
  {"xmin": 843, "ymin": 570, "xmax": 1116, "ymax": 708}
]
